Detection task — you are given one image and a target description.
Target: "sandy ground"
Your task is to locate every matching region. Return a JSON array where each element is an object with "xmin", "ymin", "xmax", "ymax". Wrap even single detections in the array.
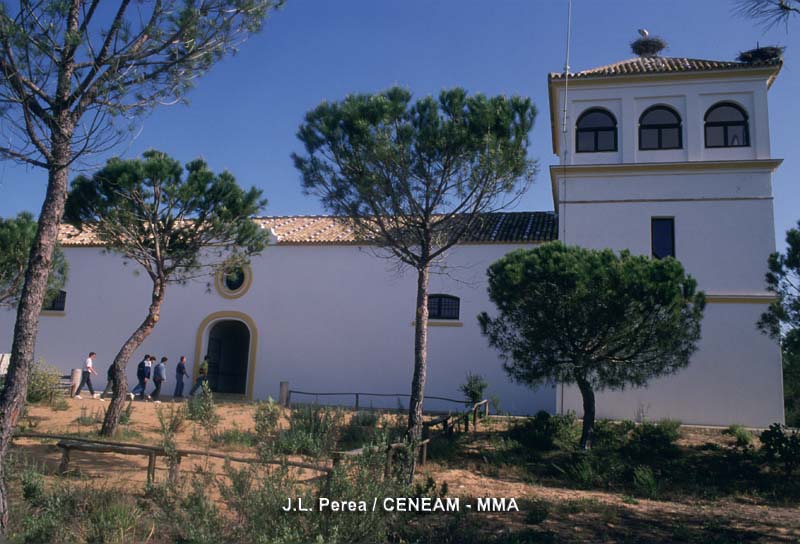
[{"xmin": 9, "ymin": 397, "xmax": 800, "ymax": 543}]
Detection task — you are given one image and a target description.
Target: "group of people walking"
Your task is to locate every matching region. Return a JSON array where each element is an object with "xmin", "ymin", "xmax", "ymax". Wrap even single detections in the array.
[{"xmin": 74, "ymin": 351, "xmax": 209, "ymax": 403}]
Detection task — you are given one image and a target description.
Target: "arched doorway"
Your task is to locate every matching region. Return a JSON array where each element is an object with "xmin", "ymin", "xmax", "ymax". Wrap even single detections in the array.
[
  {"xmin": 205, "ymin": 320, "xmax": 250, "ymax": 394},
  {"xmin": 194, "ymin": 311, "xmax": 258, "ymax": 399}
]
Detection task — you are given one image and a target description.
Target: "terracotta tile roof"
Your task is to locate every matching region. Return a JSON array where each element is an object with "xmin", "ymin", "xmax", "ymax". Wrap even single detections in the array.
[
  {"xmin": 59, "ymin": 211, "xmax": 557, "ymax": 247},
  {"xmin": 549, "ymin": 56, "xmax": 782, "ymax": 81}
]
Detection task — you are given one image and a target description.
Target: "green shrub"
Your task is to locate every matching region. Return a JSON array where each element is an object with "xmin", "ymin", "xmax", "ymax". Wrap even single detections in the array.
[
  {"xmin": 592, "ymin": 419, "xmax": 636, "ymax": 451},
  {"xmin": 624, "ymin": 420, "xmax": 681, "ymax": 461},
  {"xmin": 338, "ymin": 411, "xmax": 380, "ymax": 449},
  {"xmin": 20, "ymin": 466, "xmax": 45, "ymax": 506},
  {"xmin": 75, "ymin": 405, "xmax": 104, "ymax": 426},
  {"xmin": 632, "ymin": 465, "xmax": 658, "ymax": 499},
  {"xmin": 16, "ymin": 477, "xmax": 144, "ymax": 544},
  {"xmin": 118, "ymin": 400, "xmax": 134, "ymax": 425},
  {"xmin": 218, "ymin": 463, "xmax": 314, "ymax": 543},
  {"xmin": 272, "ymin": 404, "xmax": 343, "ymax": 456},
  {"xmin": 254, "ymin": 397, "xmax": 281, "ymax": 438},
  {"xmin": 723, "ymin": 424, "xmax": 754, "ymax": 449},
  {"xmin": 212, "ymin": 424, "xmax": 257, "ymax": 448},
  {"xmin": 175, "ymin": 472, "xmax": 226, "ymax": 544},
  {"xmin": 27, "ymin": 359, "xmax": 61, "ymax": 404},
  {"xmin": 760, "ymin": 423, "xmax": 800, "ymax": 475},
  {"xmin": 523, "ymin": 500, "xmax": 550, "ymax": 525},
  {"xmin": 509, "ymin": 411, "xmax": 579, "ymax": 451},
  {"xmin": 187, "ymin": 381, "xmax": 218, "ymax": 427},
  {"xmin": 566, "ymin": 456, "xmax": 599, "ymax": 488},
  {"xmin": 49, "ymin": 396, "xmax": 69, "ymax": 412},
  {"xmin": 85, "ymin": 500, "xmax": 141, "ymax": 544},
  {"xmin": 459, "ymin": 372, "xmax": 488, "ymax": 405}
]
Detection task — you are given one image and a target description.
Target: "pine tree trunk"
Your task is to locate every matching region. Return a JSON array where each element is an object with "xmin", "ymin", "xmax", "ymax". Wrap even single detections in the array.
[
  {"xmin": 0, "ymin": 137, "xmax": 72, "ymax": 529},
  {"xmin": 405, "ymin": 264, "xmax": 430, "ymax": 482},
  {"xmin": 100, "ymin": 281, "xmax": 166, "ymax": 436},
  {"xmin": 408, "ymin": 265, "xmax": 430, "ymax": 439},
  {"xmin": 576, "ymin": 376, "xmax": 596, "ymax": 450}
]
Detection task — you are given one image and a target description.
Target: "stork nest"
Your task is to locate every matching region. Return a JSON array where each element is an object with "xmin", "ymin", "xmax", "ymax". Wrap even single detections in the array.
[
  {"xmin": 737, "ymin": 45, "xmax": 785, "ymax": 64},
  {"xmin": 631, "ymin": 37, "xmax": 667, "ymax": 57}
]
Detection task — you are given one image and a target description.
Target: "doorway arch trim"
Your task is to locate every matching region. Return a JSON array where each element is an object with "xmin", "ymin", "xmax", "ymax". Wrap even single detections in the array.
[{"xmin": 193, "ymin": 311, "xmax": 258, "ymax": 399}]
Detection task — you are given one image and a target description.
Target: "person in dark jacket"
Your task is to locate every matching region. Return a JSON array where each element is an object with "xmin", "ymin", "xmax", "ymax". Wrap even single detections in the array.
[
  {"xmin": 174, "ymin": 356, "xmax": 189, "ymax": 398},
  {"xmin": 101, "ymin": 362, "xmax": 117, "ymax": 399},
  {"xmin": 131, "ymin": 353, "xmax": 150, "ymax": 395},
  {"xmin": 151, "ymin": 357, "xmax": 167, "ymax": 403}
]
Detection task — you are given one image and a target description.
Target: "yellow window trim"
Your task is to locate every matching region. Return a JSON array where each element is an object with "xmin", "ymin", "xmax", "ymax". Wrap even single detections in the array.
[{"xmin": 410, "ymin": 321, "xmax": 464, "ymax": 328}]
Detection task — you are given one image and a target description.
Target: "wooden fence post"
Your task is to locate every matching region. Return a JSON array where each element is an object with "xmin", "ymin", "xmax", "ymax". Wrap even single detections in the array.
[
  {"xmin": 484, "ymin": 401, "xmax": 489, "ymax": 418},
  {"xmin": 355, "ymin": 393, "xmax": 360, "ymax": 411},
  {"xmin": 147, "ymin": 453, "xmax": 156, "ymax": 485},
  {"xmin": 279, "ymin": 382, "xmax": 289, "ymax": 407},
  {"xmin": 58, "ymin": 446, "xmax": 70, "ymax": 474},
  {"xmin": 169, "ymin": 454, "xmax": 182, "ymax": 485},
  {"xmin": 69, "ymin": 368, "xmax": 82, "ymax": 397}
]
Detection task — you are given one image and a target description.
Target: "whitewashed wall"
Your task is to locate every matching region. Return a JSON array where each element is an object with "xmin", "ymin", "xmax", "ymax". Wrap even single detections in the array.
[
  {"xmin": 558, "ymin": 302, "xmax": 783, "ymax": 427},
  {"xmin": 0, "ymin": 243, "xmax": 555, "ymax": 415}
]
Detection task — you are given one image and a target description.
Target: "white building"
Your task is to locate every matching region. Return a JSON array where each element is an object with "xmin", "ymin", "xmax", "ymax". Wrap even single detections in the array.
[
  {"xmin": 549, "ymin": 52, "xmax": 784, "ymax": 426},
  {"xmin": 0, "ymin": 49, "xmax": 786, "ymax": 425}
]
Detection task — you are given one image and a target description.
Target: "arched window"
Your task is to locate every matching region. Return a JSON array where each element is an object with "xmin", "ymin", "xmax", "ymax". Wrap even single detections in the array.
[
  {"xmin": 575, "ymin": 108, "xmax": 617, "ymax": 153},
  {"xmin": 705, "ymin": 102, "xmax": 750, "ymax": 148},
  {"xmin": 639, "ymin": 106, "xmax": 682, "ymax": 150},
  {"xmin": 428, "ymin": 294, "xmax": 460, "ymax": 320}
]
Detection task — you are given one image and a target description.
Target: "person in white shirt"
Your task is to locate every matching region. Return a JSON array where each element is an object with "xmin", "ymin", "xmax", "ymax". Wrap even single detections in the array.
[{"xmin": 74, "ymin": 352, "xmax": 103, "ymax": 401}]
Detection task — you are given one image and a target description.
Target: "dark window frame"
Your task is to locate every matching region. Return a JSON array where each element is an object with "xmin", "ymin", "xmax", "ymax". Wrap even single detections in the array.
[
  {"xmin": 651, "ymin": 217, "xmax": 675, "ymax": 259},
  {"xmin": 42, "ymin": 290, "xmax": 67, "ymax": 312},
  {"xmin": 638, "ymin": 105, "xmax": 683, "ymax": 150},
  {"xmin": 428, "ymin": 294, "xmax": 460, "ymax": 320},
  {"xmin": 704, "ymin": 102, "xmax": 750, "ymax": 148},
  {"xmin": 575, "ymin": 108, "xmax": 618, "ymax": 153}
]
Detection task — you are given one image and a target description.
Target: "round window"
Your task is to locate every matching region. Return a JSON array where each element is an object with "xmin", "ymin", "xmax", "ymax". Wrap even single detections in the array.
[
  {"xmin": 224, "ymin": 268, "xmax": 245, "ymax": 292},
  {"xmin": 215, "ymin": 264, "xmax": 252, "ymax": 299}
]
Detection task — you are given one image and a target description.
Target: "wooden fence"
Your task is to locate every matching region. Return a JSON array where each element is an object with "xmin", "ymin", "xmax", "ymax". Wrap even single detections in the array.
[
  {"xmin": 12, "ymin": 398, "xmax": 491, "ymax": 488},
  {"xmin": 280, "ymin": 383, "xmax": 468, "ymax": 412}
]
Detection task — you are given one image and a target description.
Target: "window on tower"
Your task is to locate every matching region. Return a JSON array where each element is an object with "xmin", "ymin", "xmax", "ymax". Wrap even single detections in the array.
[
  {"xmin": 651, "ymin": 218, "xmax": 675, "ymax": 259},
  {"xmin": 575, "ymin": 108, "xmax": 617, "ymax": 153},
  {"xmin": 704, "ymin": 102, "xmax": 750, "ymax": 148},
  {"xmin": 639, "ymin": 105, "xmax": 682, "ymax": 150}
]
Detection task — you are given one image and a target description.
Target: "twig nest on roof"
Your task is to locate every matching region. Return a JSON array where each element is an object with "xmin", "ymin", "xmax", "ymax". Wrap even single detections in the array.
[
  {"xmin": 631, "ymin": 37, "xmax": 667, "ymax": 57},
  {"xmin": 737, "ymin": 46, "xmax": 785, "ymax": 64}
]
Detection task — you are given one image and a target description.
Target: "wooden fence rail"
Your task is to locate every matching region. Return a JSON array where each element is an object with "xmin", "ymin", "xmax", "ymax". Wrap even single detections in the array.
[
  {"xmin": 13, "ymin": 398, "xmax": 491, "ymax": 489},
  {"xmin": 283, "ymin": 386, "xmax": 468, "ymax": 411}
]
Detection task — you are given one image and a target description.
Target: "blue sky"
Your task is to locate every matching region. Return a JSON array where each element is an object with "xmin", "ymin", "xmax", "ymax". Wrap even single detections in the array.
[{"xmin": 0, "ymin": 0, "xmax": 797, "ymax": 245}]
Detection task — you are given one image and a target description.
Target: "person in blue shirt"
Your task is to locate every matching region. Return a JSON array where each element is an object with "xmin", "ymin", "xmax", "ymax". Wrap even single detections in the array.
[
  {"xmin": 151, "ymin": 356, "xmax": 167, "ymax": 403},
  {"xmin": 174, "ymin": 356, "xmax": 189, "ymax": 398}
]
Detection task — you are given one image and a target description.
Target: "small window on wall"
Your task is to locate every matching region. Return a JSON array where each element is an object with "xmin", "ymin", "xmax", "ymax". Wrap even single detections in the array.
[
  {"xmin": 428, "ymin": 294, "xmax": 460, "ymax": 320},
  {"xmin": 42, "ymin": 290, "xmax": 67, "ymax": 312},
  {"xmin": 705, "ymin": 102, "xmax": 750, "ymax": 148},
  {"xmin": 651, "ymin": 218, "xmax": 675, "ymax": 259},
  {"xmin": 639, "ymin": 106, "xmax": 682, "ymax": 150},
  {"xmin": 575, "ymin": 108, "xmax": 617, "ymax": 153}
]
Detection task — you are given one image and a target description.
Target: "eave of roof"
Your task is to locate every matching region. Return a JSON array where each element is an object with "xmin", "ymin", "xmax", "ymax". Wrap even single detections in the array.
[{"xmin": 58, "ymin": 211, "xmax": 559, "ymax": 247}]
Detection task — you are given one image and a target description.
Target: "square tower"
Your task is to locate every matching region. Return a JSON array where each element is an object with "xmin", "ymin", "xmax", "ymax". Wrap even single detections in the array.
[{"xmin": 548, "ymin": 44, "xmax": 784, "ymax": 426}]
